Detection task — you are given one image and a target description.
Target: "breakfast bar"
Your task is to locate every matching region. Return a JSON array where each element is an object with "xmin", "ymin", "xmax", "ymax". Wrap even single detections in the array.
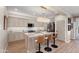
[{"xmin": 24, "ymin": 31, "xmax": 55, "ymax": 53}]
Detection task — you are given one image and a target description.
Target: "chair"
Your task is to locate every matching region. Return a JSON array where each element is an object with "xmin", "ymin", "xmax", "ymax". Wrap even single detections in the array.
[
  {"xmin": 35, "ymin": 35, "xmax": 45, "ymax": 53},
  {"xmin": 44, "ymin": 34, "xmax": 52, "ymax": 52}
]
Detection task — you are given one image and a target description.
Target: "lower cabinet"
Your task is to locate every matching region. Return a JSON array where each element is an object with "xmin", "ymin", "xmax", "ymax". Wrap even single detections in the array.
[{"xmin": 8, "ymin": 32, "xmax": 24, "ymax": 42}]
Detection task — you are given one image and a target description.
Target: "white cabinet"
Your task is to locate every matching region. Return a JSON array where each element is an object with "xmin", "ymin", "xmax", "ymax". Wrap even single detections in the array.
[{"xmin": 8, "ymin": 31, "xmax": 24, "ymax": 42}]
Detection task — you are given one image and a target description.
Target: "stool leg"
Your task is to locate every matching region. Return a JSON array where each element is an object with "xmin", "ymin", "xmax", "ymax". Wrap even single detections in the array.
[
  {"xmin": 47, "ymin": 39, "xmax": 49, "ymax": 47},
  {"xmin": 44, "ymin": 39, "xmax": 52, "ymax": 52},
  {"xmin": 36, "ymin": 43, "xmax": 43, "ymax": 53},
  {"xmin": 51, "ymin": 38, "xmax": 58, "ymax": 48},
  {"xmin": 39, "ymin": 43, "xmax": 41, "ymax": 51}
]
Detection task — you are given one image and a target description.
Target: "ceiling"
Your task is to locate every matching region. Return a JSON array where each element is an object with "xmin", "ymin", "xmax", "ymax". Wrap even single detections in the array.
[
  {"xmin": 58, "ymin": 6, "xmax": 79, "ymax": 16},
  {"xmin": 7, "ymin": 6, "xmax": 57, "ymax": 19},
  {"xmin": 7, "ymin": 6, "xmax": 79, "ymax": 19}
]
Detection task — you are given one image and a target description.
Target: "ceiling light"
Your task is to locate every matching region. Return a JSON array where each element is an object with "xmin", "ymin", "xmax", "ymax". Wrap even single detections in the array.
[{"xmin": 37, "ymin": 17, "xmax": 50, "ymax": 23}]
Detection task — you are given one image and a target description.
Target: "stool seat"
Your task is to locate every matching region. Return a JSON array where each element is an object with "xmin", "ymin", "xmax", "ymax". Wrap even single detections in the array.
[
  {"xmin": 36, "ymin": 36, "xmax": 45, "ymax": 44},
  {"xmin": 35, "ymin": 35, "xmax": 45, "ymax": 53}
]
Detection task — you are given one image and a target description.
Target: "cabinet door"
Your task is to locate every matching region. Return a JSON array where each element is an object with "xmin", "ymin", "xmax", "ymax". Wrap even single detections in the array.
[
  {"xmin": 8, "ymin": 32, "xmax": 15, "ymax": 42},
  {"xmin": 8, "ymin": 32, "xmax": 24, "ymax": 42},
  {"xmin": 14, "ymin": 32, "xmax": 24, "ymax": 41}
]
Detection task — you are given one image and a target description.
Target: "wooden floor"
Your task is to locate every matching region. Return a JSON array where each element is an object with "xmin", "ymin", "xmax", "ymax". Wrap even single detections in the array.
[
  {"xmin": 6, "ymin": 40, "xmax": 26, "ymax": 53},
  {"xmin": 6, "ymin": 39, "xmax": 79, "ymax": 53}
]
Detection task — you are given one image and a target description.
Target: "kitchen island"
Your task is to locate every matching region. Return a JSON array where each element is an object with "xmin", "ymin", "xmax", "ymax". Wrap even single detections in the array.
[{"xmin": 24, "ymin": 31, "xmax": 53, "ymax": 53}]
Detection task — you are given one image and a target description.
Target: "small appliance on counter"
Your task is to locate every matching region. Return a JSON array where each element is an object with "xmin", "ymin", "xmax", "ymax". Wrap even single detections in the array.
[{"xmin": 27, "ymin": 23, "xmax": 35, "ymax": 32}]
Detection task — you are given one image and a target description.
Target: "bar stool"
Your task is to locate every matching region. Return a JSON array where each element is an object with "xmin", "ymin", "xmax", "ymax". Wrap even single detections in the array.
[
  {"xmin": 44, "ymin": 34, "xmax": 52, "ymax": 52},
  {"xmin": 35, "ymin": 35, "xmax": 45, "ymax": 53},
  {"xmin": 51, "ymin": 33, "xmax": 58, "ymax": 48}
]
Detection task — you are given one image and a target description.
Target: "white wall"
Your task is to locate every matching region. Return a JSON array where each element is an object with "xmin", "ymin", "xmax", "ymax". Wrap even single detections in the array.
[
  {"xmin": 0, "ymin": 30, "xmax": 8, "ymax": 52},
  {"xmin": 0, "ymin": 6, "xmax": 8, "ymax": 30},
  {"xmin": 55, "ymin": 18, "xmax": 65, "ymax": 40},
  {"xmin": 55, "ymin": 15, "xmax": 70, "ymax": 43},
  {"xmin": 74, "ymin": 18, "xmax": 79, "ymax": 39},
  {"xmin": 0, "ymin": 6, "xmax": 8, "ymax": 52},
  {"xmin": 55, "ymin": 15, "xmax": 66, "ymax": 41},
  {"xmin": 0, "ymin": 7, "xmax": 5, "ymax": 29},
  {"xmin": 70, "ymin": 18, "xmax": 79, "ymax": 40}
]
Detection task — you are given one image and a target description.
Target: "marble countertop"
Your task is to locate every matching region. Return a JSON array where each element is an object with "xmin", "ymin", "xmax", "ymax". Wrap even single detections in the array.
[{"xmin": 24, "ymin": 31, "xmax": 53, "ymax": 37}]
